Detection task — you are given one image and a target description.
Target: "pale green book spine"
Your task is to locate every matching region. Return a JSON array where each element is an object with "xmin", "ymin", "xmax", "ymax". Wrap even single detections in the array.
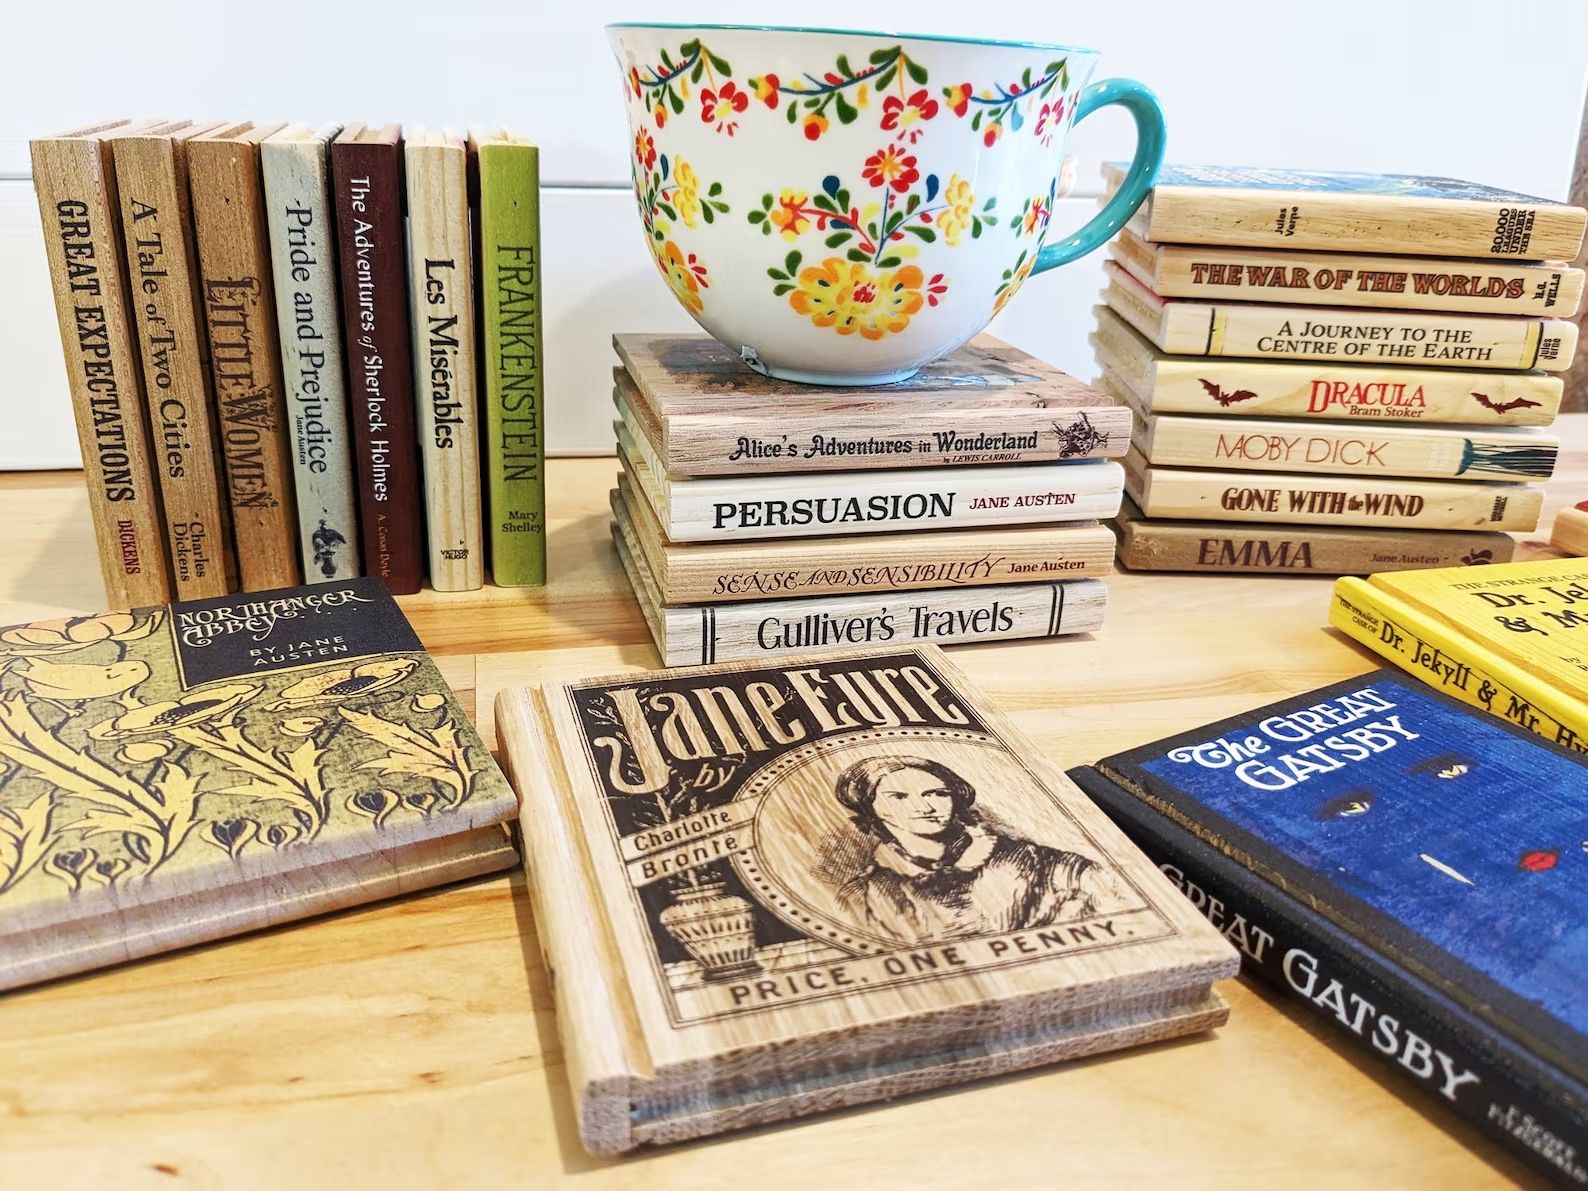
[{"xmin": 475, "ymin": 140, "xmax": 545, "ymax": 586}]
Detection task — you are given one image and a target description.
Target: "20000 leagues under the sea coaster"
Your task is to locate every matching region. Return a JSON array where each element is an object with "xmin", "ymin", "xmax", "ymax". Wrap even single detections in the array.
[
  {"xmin": 0, "ymin": 578, "xmax": 517, "ymax": 989},
  {"xmin": 495, "ymin": 644, "xmax": 1238, "ymax": 1153}
]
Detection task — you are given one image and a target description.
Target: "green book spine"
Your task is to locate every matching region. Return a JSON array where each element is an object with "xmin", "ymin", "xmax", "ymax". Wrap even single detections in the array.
[{"xmin": 474, "ymin": 137, "xmax": 545, "ymax": 586}]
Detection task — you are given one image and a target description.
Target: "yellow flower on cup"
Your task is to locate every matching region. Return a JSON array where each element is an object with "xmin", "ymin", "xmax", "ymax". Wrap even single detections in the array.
[
  {"xmin": 768, "ymin": 190, "xmax": 810, "ymax": 241},
  {"xmin": 89, "ymin": 684, "xmax": 261, "ymax": 739},
  {"xmin": 656, "ymin": 240, "xmax": 710, "ymax": 315},
  {"xmin": 0, "ymin": 610, "xmax": 163, "ymax": 656},
  {"xmin": 674, "ymin": 159, "xmax": 702, "ymax": 229},
  {"xmin": 14, "ymin": 658, "xmax": 150, "ymax": 701},
  {"xmin": 266, "ymin": 658, "xmax": 420, "ymax": 710},
  {"xmin": 937, "ymin": 174, "xmax": 976, "ymax": 246},
  {"xmin": 789, "ymin": 258, "xmax": 926, "ymax": 340}
]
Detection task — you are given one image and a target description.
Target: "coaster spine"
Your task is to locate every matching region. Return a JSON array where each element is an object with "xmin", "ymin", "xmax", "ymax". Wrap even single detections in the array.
[
  {"xmin": 31, "ymin": 125, "xmax": 173, "ymax": 609},
  {"xmin": 188, "ymin": 123, "xmax": 301, "ymax": 591},
  {"xmin": 1110, "ymin": 231, "xmax": 1586, "ymax": 317},
  {"xmin": 1107, "ymin": 165, "xmax": 1588, "ymax": 260},
  {"xmin": 1093, "ymin": 306, "xmax": 1562, "ymax": 426},
  {"xmin": 614, "ymin": 479, "xmax": 1117, "ymax": 603},
  {"xmin": 1113, "ymin": 501, "xmax": 1516, "ymax": 575},
  {"xmin": 1103, "ymin": 262, "xmax": 1577, "ymax": 371},
  {"xmin": 471, "ymin": 131, "xmax": 545, "ymax": 586},
  {"xmin": 1132, "ymin": 412, "xmax": 1559, "ymax": 483},
  {"xmin": 615, "ymin": 514, "xmax": 1106, "ymax": 664},
  {"xmin": 1329, "ymin": 579, "xmax": 1588, "ymax": 752},
  {"xmin": 112, "ymin": 125, "xmax": 232, "ymax": 599},
  {"xmin": 1125, "ymin": 449, "xmax": 1541, "ymax": 532},
  {"xmin": 620, "ymin": 422, "xmax": 1123, "ymax": 542},
  {"xmin": 330, "ymin": 125, "xmax": 424, "ymax": 593},
  {"xmin": 260, "ymin": 125, "xmax": 363, "ymax": 584},
  {"xmin": 406, "ymin": 131, "xmax": 484, "ymax": 591}
]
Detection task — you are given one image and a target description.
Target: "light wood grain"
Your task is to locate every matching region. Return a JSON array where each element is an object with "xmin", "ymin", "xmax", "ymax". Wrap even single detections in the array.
[
  {"xmin": 112, "ymin": 120, "xmax": 234, "ymax": 599},
  {"xmin": 1114, "ymin": 497, "xmax": 1518, "ymax": 575},
  {"xmin": 260, "ymin": 123, "xmax": 364, "ymax": 584},
  {"xmin": 614, "ymin": 333, "xmax": 1129, "ymax": 477},
  {"xmin": 1124, "ymin": 445, "xmax": 1543, "ymax": 532},
  {"xmin": 1094, "ymin": 304, "xmax": 1565, "ymax": 426},
  {"xmin": 496, "ymin": 646, "xmax": 1237, "ymax": 1152},
  {"xmin": 1552, "ymin": 503, "xmax": 1588, "ymax": 555},
  {"xmin": 3, "ymin": 444, "xmax": 1587, "ymax": 1185},
  {"xmin": 1104, "ymin": 260, "xmax": 1578, "ymax": 370},
  {"xmin": 29, "ymin": 121, "xmax": 172, "ymax": 609},
  {"xmin": 619, "ymin": 418, "xmax": 1124, "ymax": 542},
  {"xmin": 406, "ymin": 129, "xmax": 484, "ymax": 591},
  {"xmin": 1110, "ymin": 227, "xmax": 1587, "ymax": 318},
  {"xmin": 1131, "ymin": 409, "xmax": 1559, "ymax": 483},
  {"xmin": 1107, "ymin": 163, "xmax": 1588, "ymax": 261},
  {"xmin": 615, "ymin": 476, "xmax": 1117, "ymax": 605},
  {"xmin": 188, "ymin": 121, "xmax": 301, "ymax": 591},
  {"xmin": 613, "ymin": 511, "xmax": 1107, "ymax": 666}
]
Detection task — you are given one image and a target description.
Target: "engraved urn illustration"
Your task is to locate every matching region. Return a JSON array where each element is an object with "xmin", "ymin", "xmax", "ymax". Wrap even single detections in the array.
[{"xmin": 659, "ymin": 879, "xmax": 761, "ymax": 981}]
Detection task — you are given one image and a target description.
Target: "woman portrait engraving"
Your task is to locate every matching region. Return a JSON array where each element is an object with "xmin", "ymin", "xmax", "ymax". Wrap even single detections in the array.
[{"xmin": 830, "ymin": 754, "xmax": 1126, "ymax": 945}]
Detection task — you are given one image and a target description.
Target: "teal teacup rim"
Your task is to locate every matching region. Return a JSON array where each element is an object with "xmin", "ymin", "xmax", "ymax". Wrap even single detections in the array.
[{"xmin": 605, "ymin": 22, "xmax": 1101, "ymax": 58}]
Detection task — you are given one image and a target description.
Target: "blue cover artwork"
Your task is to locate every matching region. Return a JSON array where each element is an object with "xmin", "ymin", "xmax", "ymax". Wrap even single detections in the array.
[
  {"xmin": 1108, "ymin": 163, "xmax": 1557, "ymax": 205},
  {"xmin": 1137, "ymin": 672, "xmax": 1588, "ymax": 1039}
]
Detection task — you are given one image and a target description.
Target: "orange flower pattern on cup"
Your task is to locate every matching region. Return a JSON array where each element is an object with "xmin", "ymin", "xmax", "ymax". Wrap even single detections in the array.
[{"xmin": 620, "ymin": 35, "xmax": 1089, "ymax": 344}]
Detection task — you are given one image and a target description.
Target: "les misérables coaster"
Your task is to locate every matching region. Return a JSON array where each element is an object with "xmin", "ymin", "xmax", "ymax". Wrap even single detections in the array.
[
  {"xmin": 0, "ymin": 577, "xmax": 516, "ymax": 989},
  {"xmin": 496, "ymin": 644, "xmax": 1237, "ymax": 1152}
]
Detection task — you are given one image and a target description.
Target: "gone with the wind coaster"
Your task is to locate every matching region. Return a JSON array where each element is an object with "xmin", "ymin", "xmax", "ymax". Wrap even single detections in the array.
[{"xmin": 496, "ymin": 644, "xmax": 1237, "ymax": 1152}]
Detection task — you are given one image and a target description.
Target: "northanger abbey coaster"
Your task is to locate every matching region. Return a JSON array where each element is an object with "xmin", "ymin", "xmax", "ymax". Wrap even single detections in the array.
[
  {"xmin": 0, "ymin": 578, "xmax": 517, "ymax": 989},
  {"xmin": 495, "ymin": 645, "xmax": 1237, "ymax": 1152}
]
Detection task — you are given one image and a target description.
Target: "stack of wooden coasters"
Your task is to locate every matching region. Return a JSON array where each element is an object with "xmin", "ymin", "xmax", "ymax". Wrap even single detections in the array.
[
  {"xmin": 610, "ymin": 334, "xmax": 1130, "ymax": 665},
  {"xmin": 1089, "ymin": 163, "xmax": 1585, "ymax": 576}
]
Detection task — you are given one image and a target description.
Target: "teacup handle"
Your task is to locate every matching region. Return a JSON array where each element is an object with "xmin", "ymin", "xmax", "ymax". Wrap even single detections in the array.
[{"xmin": 1032, "ymin": 78, "xmax": 1165, "ymax": 273}]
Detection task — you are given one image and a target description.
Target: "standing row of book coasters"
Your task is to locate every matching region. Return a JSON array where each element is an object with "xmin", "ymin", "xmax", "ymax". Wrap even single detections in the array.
[
  {"xmin": 608, "ymin": 333, "xmax": 1130, "ymax": 665},
  {"xmin": 1093, "ymin": 164, "xmax": 1587, "ymax": 576},
  {"xmin": 31, "ymin": 120, "xmax": 546, "ymax": 608}
]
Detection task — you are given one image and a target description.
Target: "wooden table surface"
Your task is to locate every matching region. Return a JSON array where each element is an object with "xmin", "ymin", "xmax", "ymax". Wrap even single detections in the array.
[{"xmin": 3, "ymin": 421, "xmax": 1584, "ymax": 1189}]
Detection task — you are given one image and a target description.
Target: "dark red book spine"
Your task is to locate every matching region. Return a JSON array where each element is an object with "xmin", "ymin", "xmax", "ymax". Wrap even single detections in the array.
[{"xmin": 330, "ymin": 127, "xmax": 423, "ymax": 594}]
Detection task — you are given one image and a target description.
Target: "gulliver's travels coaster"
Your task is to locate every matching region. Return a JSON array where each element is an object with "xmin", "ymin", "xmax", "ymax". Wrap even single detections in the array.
[{"xmin": 496, "ymin": 644, "xmax": 1237, "ymax": 1152}]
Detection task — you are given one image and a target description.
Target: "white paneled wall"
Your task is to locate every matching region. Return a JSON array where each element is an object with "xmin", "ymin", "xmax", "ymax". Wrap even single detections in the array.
[{"xmin": 3, "ymin": 1, "xmax": 1586, "ymax": 465}]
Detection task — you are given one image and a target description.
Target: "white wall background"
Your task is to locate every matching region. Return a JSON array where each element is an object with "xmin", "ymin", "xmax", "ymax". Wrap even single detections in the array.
[{"xmin": 3, "ymin": 0, "xmax": 1585, "ymax": 466}]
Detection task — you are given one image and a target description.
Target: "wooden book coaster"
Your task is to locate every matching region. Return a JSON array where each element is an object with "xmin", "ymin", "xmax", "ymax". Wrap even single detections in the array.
[
  {"xmin": 496, "ymin": 645, "xmax": 1237, "ymax": 1152},
  {"xmin": 0, "ymin": 577, "xmax": 517, "ymax": 989}
]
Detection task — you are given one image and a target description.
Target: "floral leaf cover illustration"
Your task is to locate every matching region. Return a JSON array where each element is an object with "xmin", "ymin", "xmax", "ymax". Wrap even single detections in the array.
[{"xmin": 0, "ymin": 585, "xmax": 511, "ymax": 907}]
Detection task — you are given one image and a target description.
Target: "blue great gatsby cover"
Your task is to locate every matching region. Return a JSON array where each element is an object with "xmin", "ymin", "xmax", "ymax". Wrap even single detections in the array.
[{"xmin": 1101, "ymin": 670, "xmax": 1588, "ymax": 1083}]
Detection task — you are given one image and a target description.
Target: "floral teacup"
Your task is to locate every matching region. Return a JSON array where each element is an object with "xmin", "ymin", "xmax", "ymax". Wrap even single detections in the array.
[{"xmin": 609, "ymin": 23, "xmax": 1164, "ymax": 386}]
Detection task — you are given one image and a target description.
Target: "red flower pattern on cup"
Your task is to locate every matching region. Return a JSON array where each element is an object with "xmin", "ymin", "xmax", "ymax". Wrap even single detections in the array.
[
  {"xmin": 862, "ymin": 145, "xmax": 920, "ymax": 194},
  {"xmin": 634, "ymin": 128, "xmax": 656, "ymax": 172},
  {"xmin": 749, "ymin": 74, "xmax": 781, "ymax": 107},
  {"xmin": 942, "ymin": 59, "xmax": 1070, "ymax": 146},
  {"xmin": 1034, "ymin": 96, "xmax": 1067, "ymax": 147},
  {"xmin": 700, "ymin": 80, "xmax": 749, "ymax": 135},
  {"xmin": 880, "ymin": 88, "xmax": 939, "ymax": 142}
]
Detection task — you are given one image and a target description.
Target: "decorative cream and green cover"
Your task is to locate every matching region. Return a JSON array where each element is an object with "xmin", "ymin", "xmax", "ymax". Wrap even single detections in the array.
[{"xmin": 0, "ymin": 577, "xmax": 516, "ymax": 985}]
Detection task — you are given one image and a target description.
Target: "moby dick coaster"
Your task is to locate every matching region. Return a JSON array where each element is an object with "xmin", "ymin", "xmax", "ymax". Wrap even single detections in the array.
[{"xmin": 495, "ymin": 644, "xmax": 1237, "ymax": 1153}]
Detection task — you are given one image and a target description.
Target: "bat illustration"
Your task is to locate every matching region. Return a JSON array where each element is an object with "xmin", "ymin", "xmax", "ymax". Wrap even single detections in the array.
[
  {"xmin": 1471, "ymin": 391, "xmax": 1542, "ymax": 414},
  {"xmin": 1198, "ymin": 378, "xmax": 1258, "ymax": 406}
]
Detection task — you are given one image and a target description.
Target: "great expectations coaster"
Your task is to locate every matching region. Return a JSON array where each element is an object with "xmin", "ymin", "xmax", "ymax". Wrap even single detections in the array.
[
  {"xmin": 0, "ymin": 577, "xmax": 517, "ymax": 989},
  {"xmin": 495, "ymin": 645, "xmax": 1237, "ymax": 1152}
]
